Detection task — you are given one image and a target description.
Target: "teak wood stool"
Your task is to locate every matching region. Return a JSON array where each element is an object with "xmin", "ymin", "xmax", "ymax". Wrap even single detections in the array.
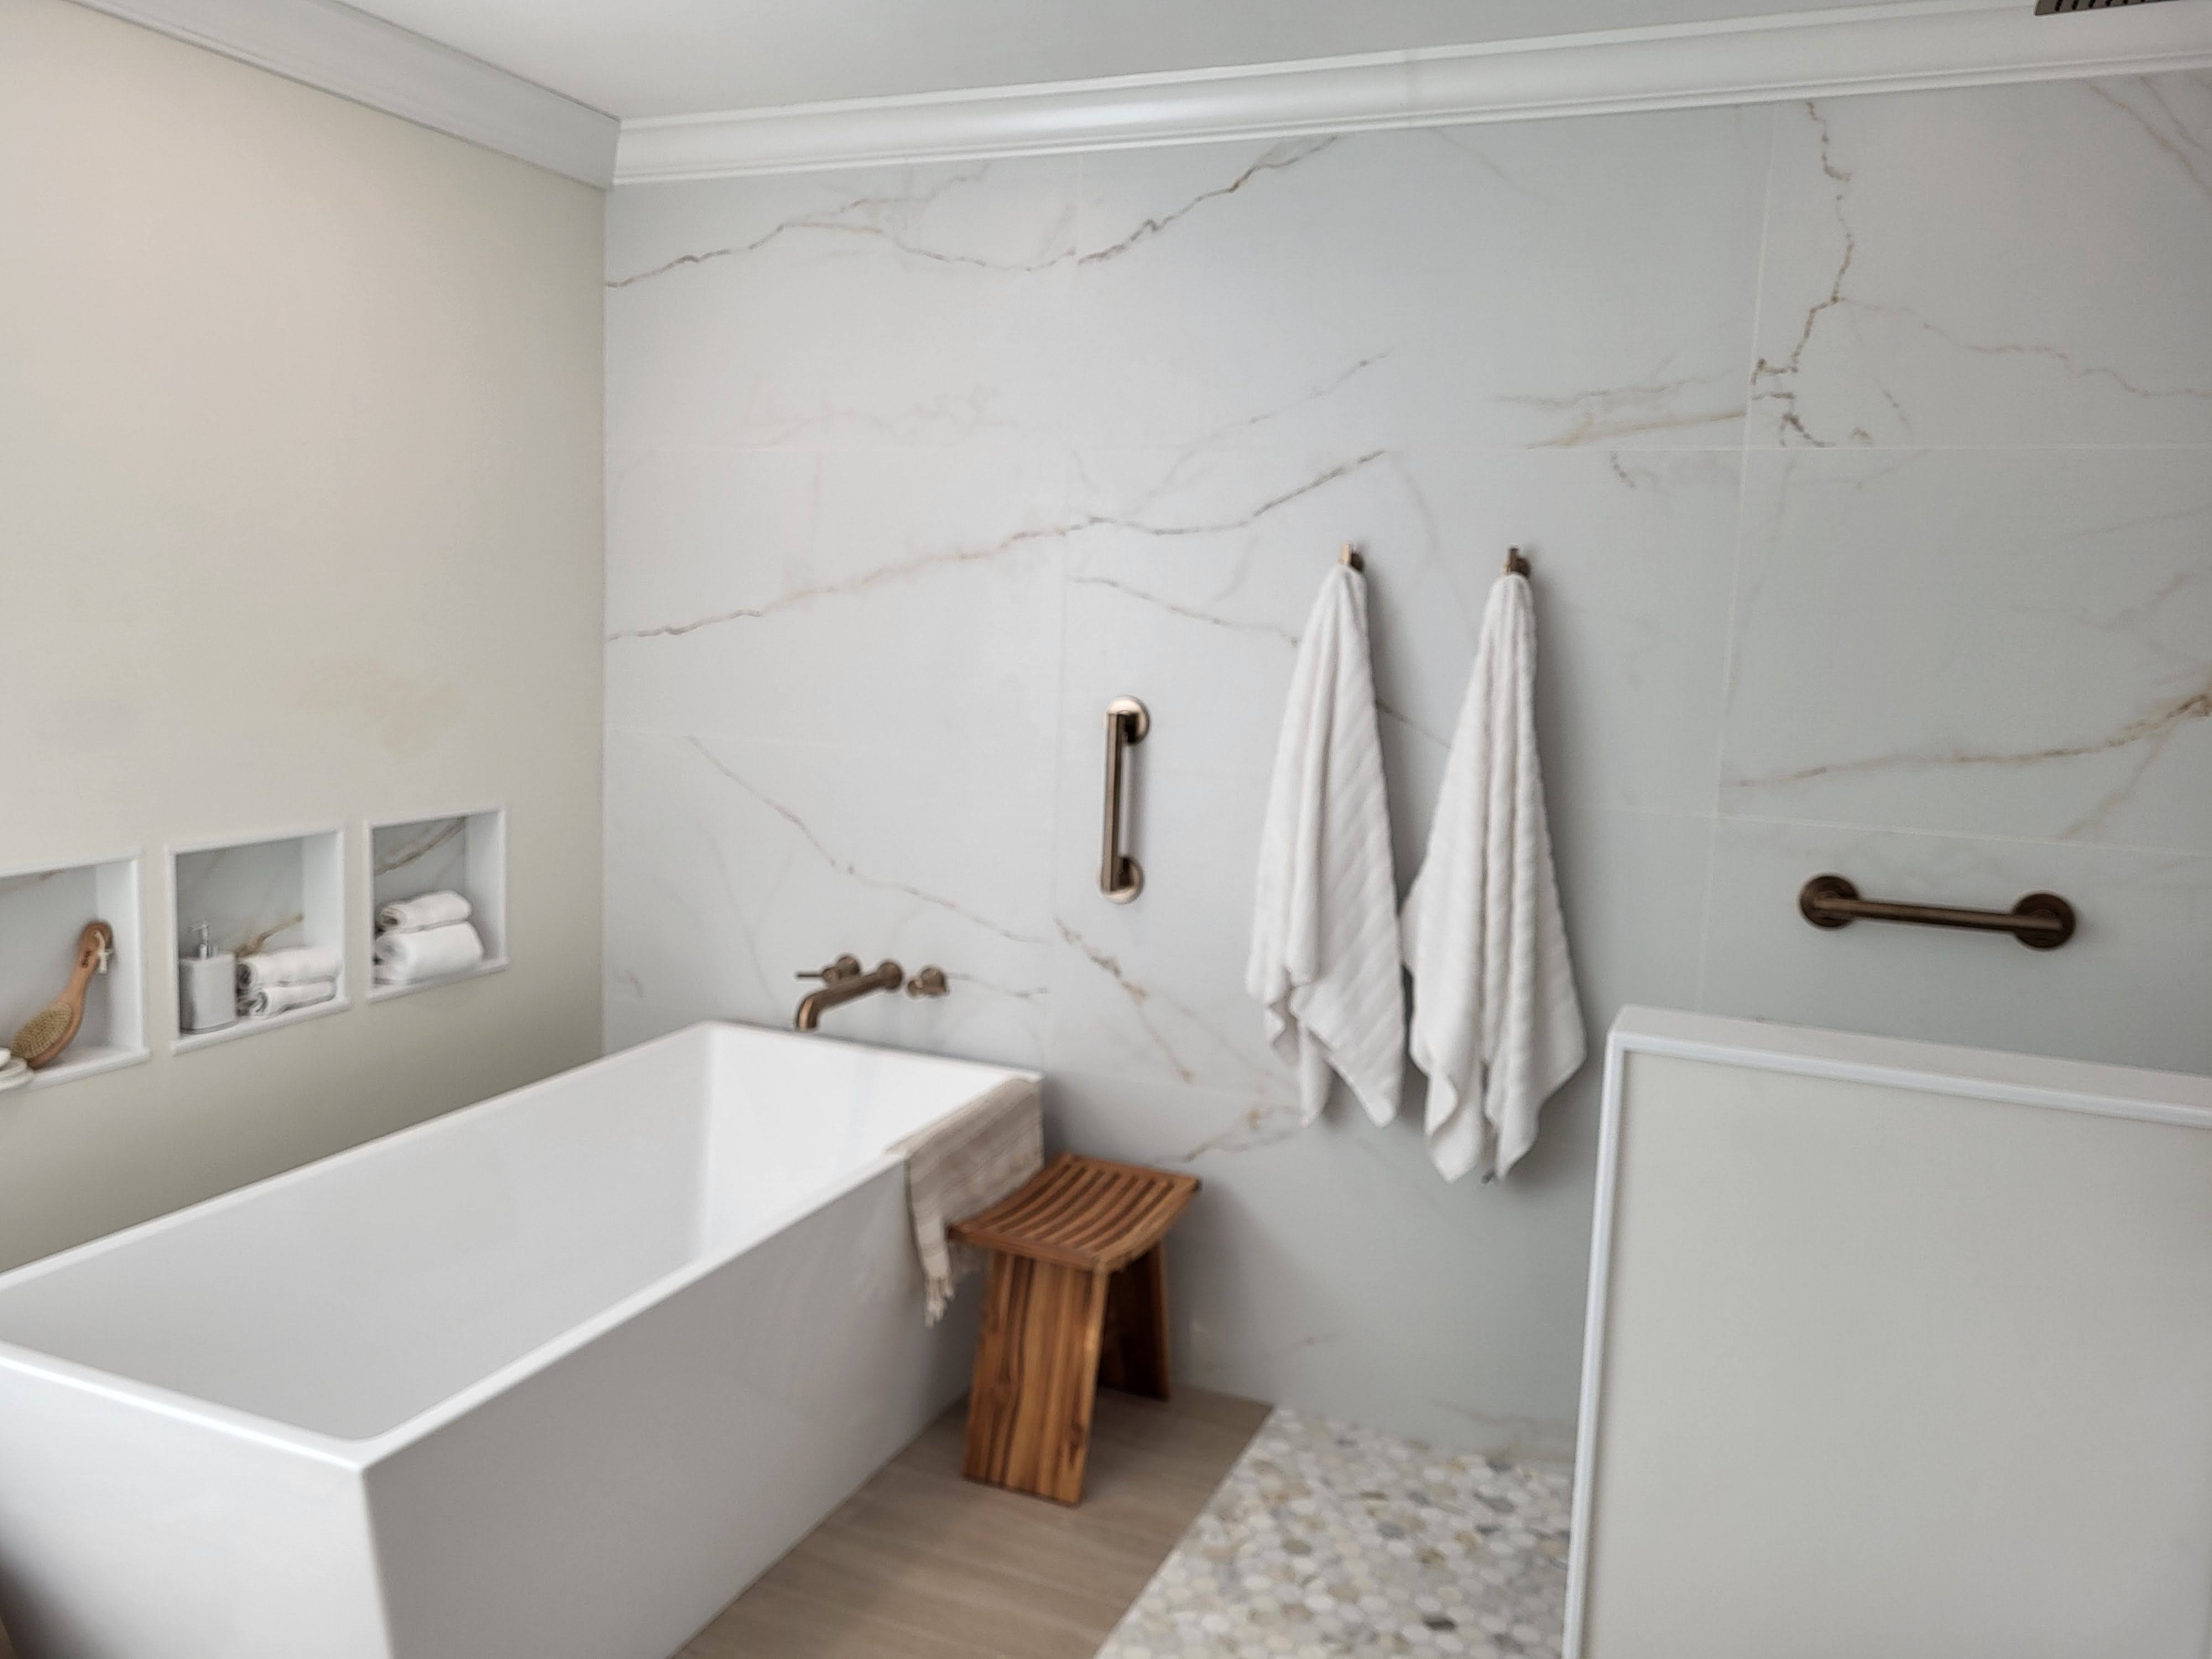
[{"xmin": 950, "ymin": 1153, "xmax": 1201, "ymax": 1505}]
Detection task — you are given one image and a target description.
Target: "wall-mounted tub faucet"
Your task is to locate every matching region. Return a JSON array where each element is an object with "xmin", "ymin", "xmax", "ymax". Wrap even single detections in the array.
[
  {"xmin": 794, "ymin": 957, "xmax": 902, "ymax": 1029},
  {"xmin": 792, "ymin": 957, "xmax": 951, "ymax": 1029}
]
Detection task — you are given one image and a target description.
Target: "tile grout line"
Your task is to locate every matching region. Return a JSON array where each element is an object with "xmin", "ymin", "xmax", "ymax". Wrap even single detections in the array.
[{"xmin": 1694, "ymin": 98, "xmax": 1788, "ymax": 1015}]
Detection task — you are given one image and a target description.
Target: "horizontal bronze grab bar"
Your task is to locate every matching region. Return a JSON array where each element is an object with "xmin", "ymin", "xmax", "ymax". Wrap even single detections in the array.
[{"xmin": 1798, "ymin": 874, "xmax": 2075, "ymax": 950}]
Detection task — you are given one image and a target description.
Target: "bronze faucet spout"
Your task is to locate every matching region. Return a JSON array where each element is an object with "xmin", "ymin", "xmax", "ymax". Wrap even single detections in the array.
[{"xmin": 794, "ymin": 959, "xmax": 904, "ymax": 1030}]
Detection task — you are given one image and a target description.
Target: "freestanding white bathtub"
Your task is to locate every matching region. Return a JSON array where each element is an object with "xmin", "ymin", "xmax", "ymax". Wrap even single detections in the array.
[{"xmin": 0, "ymin": 1023, "xmax": 1034, "ymax": 1659}]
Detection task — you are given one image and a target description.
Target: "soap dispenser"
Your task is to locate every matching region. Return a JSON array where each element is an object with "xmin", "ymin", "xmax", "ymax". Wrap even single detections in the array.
[{"xmin": 179, "ymin": 922, "xmax": 236, "ymax": 1034}]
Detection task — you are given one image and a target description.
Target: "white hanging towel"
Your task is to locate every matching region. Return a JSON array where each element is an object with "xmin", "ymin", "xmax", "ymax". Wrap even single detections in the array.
[
  {"xmin": 1401, "ymin": 567, "xmax": 1585, "ymax": 1181},
  {"xmin": 1247, "ymin": 562, "xmax": 1405, "ymax": 1128}
]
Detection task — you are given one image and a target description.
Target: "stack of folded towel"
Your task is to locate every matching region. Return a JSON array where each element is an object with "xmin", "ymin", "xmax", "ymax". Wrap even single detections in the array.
[
  {"xmin": 235, "ymin": 945, "xmax": 342, "ymax": 1019},
  {"xmin": 374, "ymin": 891, "xmax": 484, "ymax": 987}
]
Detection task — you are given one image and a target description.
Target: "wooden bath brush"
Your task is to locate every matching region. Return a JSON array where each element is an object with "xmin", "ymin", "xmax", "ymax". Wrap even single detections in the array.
[{"xmin": 11, "ymin": 922, "xmax": 113, "ymax": 1071}]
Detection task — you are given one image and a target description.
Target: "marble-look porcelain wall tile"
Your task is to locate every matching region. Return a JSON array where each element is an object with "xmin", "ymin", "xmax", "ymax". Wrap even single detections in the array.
[
  {"xmin": 1699, "ymin": 817, "xmax": 2212, "ymax": 1076},
  {"xmin": 1045, "ymin": 764, "xmax": 1291, "ymax": 1103},
  {"xmin": 606, "ymin": 157, "xmax": 1079, "ymax": 451},
  {"xmin": 1058, "ymin": 447, "xmax": 1744, "ymax": 822},
  {"xmin": 1046, "ymin": 1066, "xmax": 1592, "ymax": 1461},
  {"xmin": 605, "ymin": 446, "xmax": 1070, "ymax": 764},
  {"xmin": 173, "ymin": 841, "xmax": 306, "ymax": 958},
  {"xmin": 604, "ymin": 447, "xmax": 832, "ymax": 639},
  {"xmin": 1056, "ymin": 445, "xmax": 1425, "ymax": 789},
  {"xmin": 1721, "ymin": 448, "xmax": 2212, "ymax": 852},
  {"xmin": 1067, "ymin": 108, "xmax": 1772, "ymax": 454},
  {"xmin": 604, "ymin": 990, "xmax": 728, "ymax": 1056},
  {"xmin": 1371, "ymin": 450, "xmax": 1745, "ymax": 827},
  {"xmin": 1750, "ymin": 76, "xmax": 2212, "ymax": 448},
  {"xmin": 606, "ymin": 728, "xmax": 1054, "ymax": 1069},
  {"xmin": 604, "ymin": 70, "xmax": 2212, "ymax": 1454},
  {"xmin": 1042, "ymin": 718, "xmax": 1705, "ymax": 1160},
  {"xmin": 1546, "ymin": 810, "xmax": 1714, "ymax": 1065},
  {"xmin": 371, "ymin": 817, "xmax": 467, "ymax": 912}
]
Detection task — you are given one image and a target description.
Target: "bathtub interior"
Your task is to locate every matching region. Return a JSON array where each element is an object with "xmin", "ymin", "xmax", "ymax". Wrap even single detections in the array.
[
  {"xmin": 691, "ymin": 1024, "xmax": 1035, "ymax": 1254},
  {"xmin": 0, "ymin": 1024, "xmax": 1027, "ymax": 1443}
]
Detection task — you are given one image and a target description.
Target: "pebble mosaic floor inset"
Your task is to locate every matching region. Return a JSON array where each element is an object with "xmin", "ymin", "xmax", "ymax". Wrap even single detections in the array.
[{"xmin": 1095, "ymin": 1408, "xmax": 1572, "ymax": 1659}]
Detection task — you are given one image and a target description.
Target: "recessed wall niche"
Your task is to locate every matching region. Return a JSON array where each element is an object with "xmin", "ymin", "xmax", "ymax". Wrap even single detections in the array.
[
  {"xmin": 169, "ymin": 828, "xmax": 347, "ymax": 1051},
  {"xmin": 368, "ymin": 809, "xmax": 508, "ymax": 1001},
  {"xmin": 0, "ymin": 854, "xmax": 148, "ymax": 1090}
]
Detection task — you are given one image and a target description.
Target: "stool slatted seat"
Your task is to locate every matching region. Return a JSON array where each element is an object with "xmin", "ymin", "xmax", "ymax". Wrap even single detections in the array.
[{"xmin": 950, "ymin": 1154, "xmax": 1200, "ymax": 1504}]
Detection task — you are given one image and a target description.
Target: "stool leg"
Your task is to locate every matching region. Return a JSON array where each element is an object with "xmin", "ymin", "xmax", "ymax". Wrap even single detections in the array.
[
  {"xmin": 962, "ymin": 1254, "xmax": 1109, "ymax": 1505},
  {"xmin": 1098, "ymin": 1243, "xmax": 1172, "ymax": 1401}
]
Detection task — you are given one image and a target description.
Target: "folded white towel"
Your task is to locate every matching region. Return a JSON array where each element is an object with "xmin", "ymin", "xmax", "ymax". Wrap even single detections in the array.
[
  {"xmin": 373, "ymin": 921, "xmax": 484, "ymax": 984},
  {"xmin": 1247, "ymin": 562, "xmax": 1405, "ymax": 1128},
  {"xmin": 889, "ymin": 1077, "xmax": 1043, "ymax": 1324},
  {"xmin": 236, "ymin": 945, "xmax": 343, "ymax": 995},
  {"xmin": 378, "ymin": 890, "xmax": 472, "ymax": 933},
  {"xmin": 1400, "ymin": 567, "xmax": 1585, "ymax": 1182},
  {"xmin": 246, "ymin": 978, "xmax": 337, "ymax": 1019}
]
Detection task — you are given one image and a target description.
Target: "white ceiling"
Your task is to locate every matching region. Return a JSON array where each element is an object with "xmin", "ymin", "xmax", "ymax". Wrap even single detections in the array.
[{"xmin": 340, "ymin": 0, "xmax": 1908, "ymax": 119}]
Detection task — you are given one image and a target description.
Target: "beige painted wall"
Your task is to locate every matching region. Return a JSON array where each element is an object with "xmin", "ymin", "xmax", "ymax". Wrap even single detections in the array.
[{"xmin": 0, "ymin": 0, "xmax": 606, "ymax": 1270}]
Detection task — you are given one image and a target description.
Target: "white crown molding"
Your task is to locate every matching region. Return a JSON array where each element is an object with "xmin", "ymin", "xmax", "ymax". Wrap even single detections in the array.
[
  {"xmin": 615, "ymin": 0, "xmax": 2212, "ymax": 185},
  {"xmin": 70, "ymin": 0, "xmax": 618, "ymax": 187}
]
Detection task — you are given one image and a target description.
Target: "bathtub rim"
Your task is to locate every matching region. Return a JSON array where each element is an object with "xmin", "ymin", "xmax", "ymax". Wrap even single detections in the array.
[{"xmin": 0, "ymin": 1022, "xmax": 1038, "ymax": 1471}]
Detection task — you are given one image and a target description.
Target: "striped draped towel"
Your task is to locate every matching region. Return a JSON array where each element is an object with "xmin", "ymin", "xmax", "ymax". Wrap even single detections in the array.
[{"xmin": 892, "ymin": 1077, "xmax": 1044, "ymax": 1323}]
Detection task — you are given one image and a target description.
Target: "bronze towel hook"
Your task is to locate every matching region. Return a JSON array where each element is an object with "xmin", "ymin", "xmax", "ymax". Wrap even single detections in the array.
[{"xmin": 1344, "ymin": 544, "xmax": 1528, "ymax": 575}]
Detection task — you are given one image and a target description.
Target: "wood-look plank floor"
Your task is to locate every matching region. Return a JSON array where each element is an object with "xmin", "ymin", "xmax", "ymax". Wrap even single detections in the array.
[{"xmin": 680, "ymin": 1388, "xmax": 1271, "ymax": 1659}]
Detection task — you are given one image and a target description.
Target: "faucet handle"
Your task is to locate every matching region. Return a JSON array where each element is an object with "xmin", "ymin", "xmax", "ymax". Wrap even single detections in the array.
[
  {"xmin": 798, "ymin": 954, "xmax": 864, "ymax": 984},
  {"xmin": 906, "ymin": 966, "xmax": 948, "ymax": 999}
]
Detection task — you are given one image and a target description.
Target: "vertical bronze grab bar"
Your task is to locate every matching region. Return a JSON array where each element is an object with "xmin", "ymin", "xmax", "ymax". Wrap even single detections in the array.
[
  {"xmin": 1798, "ymin": 874, "xmax": 2076, "ymax": 950},
  {"xmin": 1100, "ymin": 697, "xmax": 1150, "ymax": 904}
]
